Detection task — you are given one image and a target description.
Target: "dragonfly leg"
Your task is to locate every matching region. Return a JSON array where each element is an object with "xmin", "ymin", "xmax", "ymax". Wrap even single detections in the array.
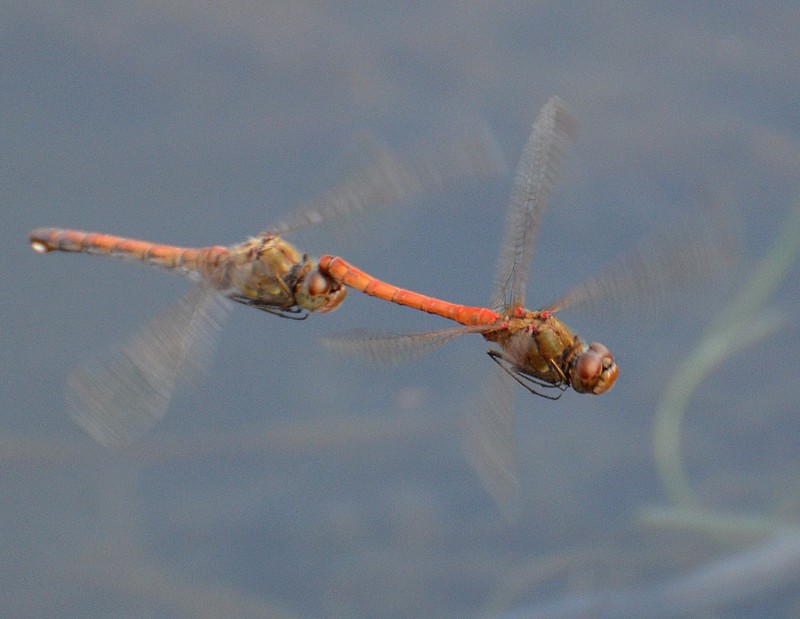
[
  {"xmin": 227, "ymin": 294, "xmax": 309, "ymax": 320},
  {"xmin": 275, "ymin": 270, "xmax": 295, "ymax": 298},
  {"xmin": 546, "ymin": 357, "xmax": 569, "ymax": 384},
  {"xmin": 487, "ymin": 350, "xmax": 565, "ymax": 400},
  {"xmin": 254, "ymin": 305, "xmax": 309, "ymax": 320}
]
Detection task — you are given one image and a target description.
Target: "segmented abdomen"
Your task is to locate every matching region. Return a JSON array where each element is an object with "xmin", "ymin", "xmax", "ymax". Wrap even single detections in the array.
[
  {"xmin": 318, "ymin": 255, "xmax": 500, "ymax": 326},
  {"xmin": 29, "ymin": 227, "xmax": 231, "ymax": 285}
]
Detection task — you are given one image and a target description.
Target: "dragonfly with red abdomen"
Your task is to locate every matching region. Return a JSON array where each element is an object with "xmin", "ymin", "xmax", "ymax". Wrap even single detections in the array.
[
  {"xmin": 319, "ymin": 97, "xmax": 617, "ymax": 399},
  {"xmin": 29, "ymin": 126, "xmax": 505, "ymax": 447},
  {"xmin": 30, "ymin": 227, "xmax": 348, "ymax": 318},
  {"xmin": 318, "ymin": 255, "xmax": 618, "ymax": 397},
  {"xmin": 319, "ymin": 97, "xmax": 726, "ymax": 515}
]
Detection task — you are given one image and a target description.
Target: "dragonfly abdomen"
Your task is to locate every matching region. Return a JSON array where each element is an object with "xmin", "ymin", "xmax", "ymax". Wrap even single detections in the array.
[
  {"xmin": 319, "ymin": 255, "xmax": 500, "ymax": 326},
  {"xmin": 29, "ymin": 227, "xmax": 231, "ymax": 282}
]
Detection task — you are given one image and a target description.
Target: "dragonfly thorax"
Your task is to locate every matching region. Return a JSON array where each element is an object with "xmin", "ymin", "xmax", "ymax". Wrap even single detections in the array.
[
  {"xmin": 488, "ymin": 309, "xmax": 617, "ymax": 395},
  {"xmin": 222, "ymin": 234, "xmax": 343, "ymax": 314},
  {"xmin": 492, "ymin": 309, "xmax": 578, "ymax": 386},
  {"xmin": 225, "ymin": 235, "xmax": 304, "ymax": 306}
]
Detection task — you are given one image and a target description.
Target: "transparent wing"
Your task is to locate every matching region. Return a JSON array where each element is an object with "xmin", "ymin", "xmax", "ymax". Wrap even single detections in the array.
[
  {"xmin": 461, "ymin": 367, "xmax": 520, "ymax": 521},
  {"xmin": 545, "ymin": 209, "xmax": 735, "ymax": 317},
  {"xmin": 324, "ymin": 325, "xmax": 524, "ymax": 520},
  {"xmin": 324, "ymin": 323, "xmax": 522, "ymax": 519},
  {"xmin": 320, "ymin": 325, "xmax": 490, "ymax": 366},
  {"xmin": 490, "ymin": 96, "xmax": 579, "ymax": 311},
  {"xmin": 67, "ymin": 284, "xmax": 230, "ymax": 447},
  {"xmin": 268, "ymin": 121, "xmax": 507, "ymax": 236}
]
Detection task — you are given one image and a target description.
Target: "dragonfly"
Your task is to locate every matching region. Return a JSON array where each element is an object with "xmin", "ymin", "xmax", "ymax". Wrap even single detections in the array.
[
  {"xmin": 319, "ymin": 97, "xmax": 617, "ymax": 399},
  {"xmin": 29, "ymin": 126, "xmax": 505, "ymax": 447},
  {"xmin": 318, "ymin": 97, "xmax": 727, "ymax": 516}
]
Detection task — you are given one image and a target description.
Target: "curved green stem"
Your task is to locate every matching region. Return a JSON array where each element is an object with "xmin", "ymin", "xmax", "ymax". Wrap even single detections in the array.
[{"xmin": 653, "ymin": 195, "xmax": 800, "ymax": 506}]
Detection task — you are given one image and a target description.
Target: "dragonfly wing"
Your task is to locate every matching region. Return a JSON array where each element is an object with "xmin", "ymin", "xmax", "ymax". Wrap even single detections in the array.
[
  {"xmin": 462, "ymin": 367, "xmax": 520, "ymax": 521},
  {"xmin": 271, "ymin": 144, "xmax": 422, "ymax": 235},
  {"xmin": 320, "ymin": 325, "xmax": 489, "ymax": 366},
  {"xmin": 490, "ymin": 96, "xmax": 579, "ymax": 311},
  {"xmin": 545, "ymin": 209, "xmax": 735, "ymax": 317},
  {"xmin": 67, "ymin": 284, "xmax": 230, "ymax": 447},
  {"xmin": 269, "ymin": 122, "xmax": 507, "ymax": 236}
]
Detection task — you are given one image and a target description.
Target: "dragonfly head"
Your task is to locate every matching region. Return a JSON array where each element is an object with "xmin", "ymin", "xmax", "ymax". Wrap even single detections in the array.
[
  {"xmin": 294, "ymin": 265, "xmax": 347, "ymax": 313},
  {"xmin": 568, "ymin": 341, "xmax": 618, "ymax": 395}
]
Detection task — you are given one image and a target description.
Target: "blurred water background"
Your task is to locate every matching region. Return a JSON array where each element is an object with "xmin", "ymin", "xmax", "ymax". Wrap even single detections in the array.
[{"xmin": 3, "ymin": 3, "xmax": 800, "ymax": 617}]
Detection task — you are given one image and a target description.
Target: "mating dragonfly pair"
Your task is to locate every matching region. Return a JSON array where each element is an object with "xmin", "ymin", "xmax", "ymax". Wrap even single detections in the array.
[{"xmin": 32, "ymin": 98, "xmax": 621, "ymax": 505}]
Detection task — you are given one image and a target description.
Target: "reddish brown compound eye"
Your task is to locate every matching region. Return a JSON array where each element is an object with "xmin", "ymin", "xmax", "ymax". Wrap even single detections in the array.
[
  {"xmin": 305, "ymin": 271, "xmax": 332, "ymax": 297},
  {"xmin": 570, "ymin": 341, "xmax": 618, "ymax": 395},
  {"xmin": 296, "ymin": 268, "xmax": 346, "ymax": 312},
  {"xmin": 575, "ymin": 350, "xmax": 602, "ymax": 384}
]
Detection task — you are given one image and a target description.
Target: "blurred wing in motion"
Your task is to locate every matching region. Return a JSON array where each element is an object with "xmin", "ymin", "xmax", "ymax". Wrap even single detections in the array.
[
  {"xmin": 269, "ymin": 121, "xmax": 507, "ymax": 236},
  {"xmin": 402, "ymin": 119, "xmax": 508, "ymax": 193},
  {"xmin": 324, "ymin": 322, "xmax": 523, "ymax": 520},
  {"xmin": 545, "ymin": 209, "xmax": 735, "ymax": 317},
  {"xmin": 462, "ymin": 368, "xmax": 520, "ymax": 521},
  {"xmin": 68, "ymin": 285, "xmax": 230, "ymax": 447},
  {"xmin": 320, "ymin": 325, "xmax": 491, "ymax": 366},
  {"xmin": 269, "ymin": 144, "xmax": 422, "ymax": 236},
  {"xmin": 491, "ymin": 96, "xmax": 579, "ymax": 311}
]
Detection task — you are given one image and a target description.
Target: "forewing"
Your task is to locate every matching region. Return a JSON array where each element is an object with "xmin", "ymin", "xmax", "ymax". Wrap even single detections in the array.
[
  {"xmin": 490, "ymin": 96, "xmax": 579, "ymax": 311},
  {"xmin": 268, "ymin": 121, "xmax": 507, "ymax": 236},
  {"xmin": 545, "ymin": 209, "xmax": 735, "ymax": 317},
  {"xmin": 320, "ymin": 325, "xmax": 489, "ymax": 366},
  {"xmin": 68, "ymin": 284, "xmax": 230, "ymax": 447}
]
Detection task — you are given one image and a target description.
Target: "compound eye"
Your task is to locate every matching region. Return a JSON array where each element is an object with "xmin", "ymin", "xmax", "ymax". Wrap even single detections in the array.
[
  {"xmin": 575, "ymin": 351, "xmax": 602, "ymax": 384},
  {"xmin": 577, "ymin": 342, "xmax": 618, "ymax": 394},
  {"xmin": 305, "ymin": 271, "xmax": 332, "ymax": 297}
]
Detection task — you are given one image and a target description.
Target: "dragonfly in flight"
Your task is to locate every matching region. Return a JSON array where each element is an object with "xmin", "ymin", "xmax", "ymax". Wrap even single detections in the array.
[
  {"xmin": 320, "ymin": 98, "xmax": 617, "ymax": 399},
  {"xmin": 30, "ymin": 126, "xmax": 505, "ymax": 447},
  {"xmin": 318, "ymin": 97, "xmax": 727, "ymax": 515}
]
